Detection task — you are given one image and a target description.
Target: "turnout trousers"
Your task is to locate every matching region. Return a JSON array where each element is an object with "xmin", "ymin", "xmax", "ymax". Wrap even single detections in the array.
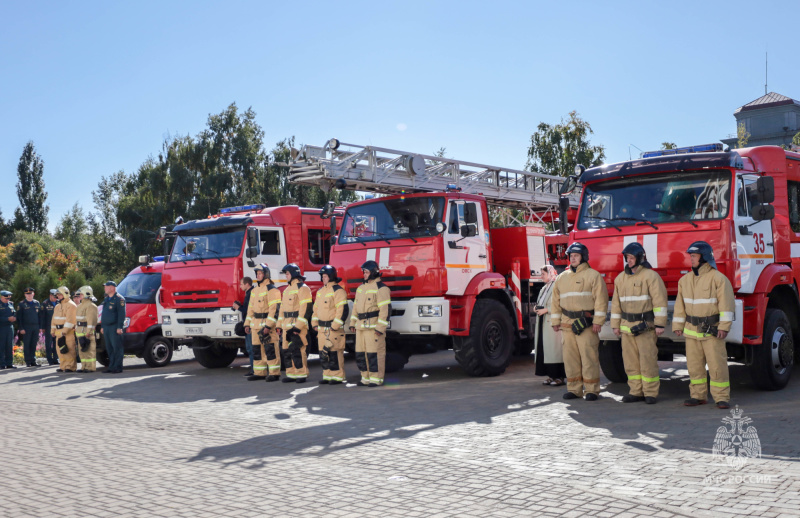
[
  {"xmin": 355, "ymin": 328, "xmax": 385, "ymax": 385},
  {"xmin": 318, "ymin": 327, "xmax": 346, "ymax": 382},
  {"xmin": 282, "ymin": 328, "xmax": 308, "ymax": 379},
  {"xmin": 78, "ymin": 336, "xmax": 97, "ymax": 372},
  {"xmin": 56, "ymin": 333, "xmax": 77, "ymax": 371},
  {"xmin": 685, "ymin": 336, "xmax": 730, "ymax": 402},
  {"xmin": 561, "ymin": 327, "xmax": 600, "ymax": 396},
  {"xmin": 252, "ymin": 328, "xmax": 281, "ymax": 378},
  {"xmin": 621, "ymin": 330, "xmax": 660, "ymax": 398}
]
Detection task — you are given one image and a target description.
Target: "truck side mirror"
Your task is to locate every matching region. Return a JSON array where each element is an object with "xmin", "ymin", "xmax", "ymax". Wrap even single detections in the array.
[
  {"xmin": 461, "ymin": 224, "xmax": 478, "ymax": 238},
  {"xmin": 464, "ymin": 203, "xmax": 478, "ymax": 224},
  {"xmin": 321, "ymin": 201, "xmax": 335, "ymax": 219},
  {"xmin": 247, "ymin": 227, "xmax": 259, "ymax": 247},
  {"xmin": 751, "ymin": 204, "xmax": 775, "ymax": 221},
  {"xmin": 559, "ymin": 196, "xmax": 571, "ymax": 234},
  {"xmin": 559, "ymin": 175, "xmax": 578, "ymax": 195},
  {"xmin": 330, "ymin": 215, "xmax": 337, "ymax": 246},
  {"xmin": 756, "ymin": 176, "xmax": 775, "ymax": 204}
]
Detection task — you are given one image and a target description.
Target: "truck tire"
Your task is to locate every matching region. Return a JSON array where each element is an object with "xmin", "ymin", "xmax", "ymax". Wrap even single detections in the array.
[
  {"xmin": 599, "ymin": 340, "xmax": 627, "ymax": 383},
  {"xmin": 453, "ymin": 299, "xmax": 514, "ymax": 377},
  {"xmin": 385, "ymin": 351, "xmax": 409, "ymax": 373},
  {"xmin": 750, "ymin": 308, "xmax": 794, "ymax": 391},
  {"xmin": 143, "ymin": 335, "xmax": 173, "ymax": 368},
  {"xmin": 193, "ymin": 344, "xmax": 238, "ymax": 369}
]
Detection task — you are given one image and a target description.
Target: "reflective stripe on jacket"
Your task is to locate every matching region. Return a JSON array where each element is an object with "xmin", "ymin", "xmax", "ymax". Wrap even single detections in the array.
[
  {"xmin": 673, "ymin": 263, "xmax": 735, "ymax": 338},
  {"xmin": 610, "ymin": 266, "xmax": 668, "ymax": 332},
  {"xmin": 550, "ymin": 262, "xmax": 608, "ymax": 327}
]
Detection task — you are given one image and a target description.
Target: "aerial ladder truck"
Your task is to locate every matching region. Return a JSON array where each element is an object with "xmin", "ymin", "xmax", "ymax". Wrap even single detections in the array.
[{"xmin": 288, "ymin": 139, "xmax": 576, "ymax": 376}]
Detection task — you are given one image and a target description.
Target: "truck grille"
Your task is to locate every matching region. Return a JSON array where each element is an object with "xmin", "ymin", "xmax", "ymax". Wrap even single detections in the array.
[{"xmin": 173, "ymin": 289, "xmax": 220, "ymax": 304}]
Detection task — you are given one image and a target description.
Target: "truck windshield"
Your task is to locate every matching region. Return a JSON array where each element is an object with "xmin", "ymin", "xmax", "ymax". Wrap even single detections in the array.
[
  {"xmin": 339, "ymin": 196, "xmax": 446, "ymax": 244},
  {"xmin": 117, "ymin": 273, "xmax": 162, "ymax": 304},
  {"xmin": 170, "ymin": 229, "xmax": 245, "ymax": 263},
  {"xmin": 577, "ymin": 169, "xmax": 731, "ymax": 230}
]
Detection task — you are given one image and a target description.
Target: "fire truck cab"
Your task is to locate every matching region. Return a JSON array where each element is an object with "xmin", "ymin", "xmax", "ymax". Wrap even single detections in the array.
[
  {"xmin": 563, "ymin": 144, "xmax": 796, "ymax": 390},
  {"xmin": 160, "ymin": 204, "xmax": 342, "ymax": 369}
]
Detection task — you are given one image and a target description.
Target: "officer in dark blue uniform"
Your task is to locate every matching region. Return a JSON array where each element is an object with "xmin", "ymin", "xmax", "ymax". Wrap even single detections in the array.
[
  {"xmin": 41, "ymin": 289, "xmax": 59, "ymax": 365},
  {"xmin": 101, "ymin": 281, "xmax": 126, "ymax": 373},
  {"xmin": 17, "ymin": 287, "xmax": 43, "ymax": 367},
  {"xmin": 0, "ymin": 290, "xmax": 17, "ymax": 369}
]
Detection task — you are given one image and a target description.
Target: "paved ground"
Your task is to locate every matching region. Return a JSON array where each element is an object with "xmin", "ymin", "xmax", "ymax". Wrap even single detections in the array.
[{"xmin": 1, "ymin": 347, "xmax": 798, "ymax": 518}]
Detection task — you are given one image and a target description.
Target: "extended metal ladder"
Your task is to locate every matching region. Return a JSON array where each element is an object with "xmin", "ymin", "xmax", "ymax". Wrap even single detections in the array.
[{"xmin": 288, "ymin": 139, "xmax": 578, "ymax": 225}]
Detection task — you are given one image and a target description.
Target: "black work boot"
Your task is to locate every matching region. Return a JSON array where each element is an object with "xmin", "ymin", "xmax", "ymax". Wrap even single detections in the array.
[
  {"xmin": 584, "ymin": 393, "xmax": 599, "ymax": 401},
  {"xmin": 246, "ymin": 375, "xmax": 264, "ymax": 381},
  {"xmin": 716, "ymin": 401, "xmax": 730, "ymax": 409},
  {"xmin": 319, "ymin": 379, "xmax": 329, "ymax": 385},
  {"xmin": 563, "ymin": 392, "xmax": 580, "ymax": 400},
  {"xmin": 265, "ymin": 375, "xmax": 280, "ymax": 382},
  {"xmin": 281, "ymin": 377, "xmax": 294, "ymax": 383},
  {"xmin": 329, "ymin": 380, "xmax": 343, "ymax": 385},
  {"xmin": 295, "ymin": 377, "xmax": 307, "ymax": 384},
  {"xmin": 645, "ymin": 397, "xmax": 657, "ymax": 405},
  {"xmin": 622, "ymin": 395, "xmax": 645, "ymax": 403},
  {"xmin": 684, "ymin": 398, "xmax": 707, "ymax": 406}
]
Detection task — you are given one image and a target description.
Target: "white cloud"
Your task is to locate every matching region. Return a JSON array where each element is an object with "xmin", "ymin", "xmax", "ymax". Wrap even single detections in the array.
[{"xmin": 396, "ymin": 123, "xmax": 407, "ymax": 131}]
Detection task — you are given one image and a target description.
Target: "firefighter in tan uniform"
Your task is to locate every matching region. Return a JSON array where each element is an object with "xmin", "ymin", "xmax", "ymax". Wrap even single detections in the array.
[
  {"xmin": 312, "ymin": 265, "xmax": 349, "ymax": 385},
  {"xmin": 245, "ymin": 264, "xmax": 282, "ymax": 382},
  {"xmin": 349, "ymin": 260, "xmax": 391, "ymax": 387},
  {"xmin": 550, "ymin": 242, "xmax": 608, "ymax": 401},
  {"xmin": 51, "ymin": 286, "xmax": 78, "ymax": 372},
  {"xmin": 673, "ymin": 241, "xmax": 735, "ymax": 409},
  {"xmin": 278, "ymin": 264, "xmax": 313, "ymax": 383},
  {"xmin": 75, "ymin": 286, "xmax": 99, "ymax": 373},
  {"xmin": 611, "ymin": 243, "xmax": 667, "ymax": 404}
]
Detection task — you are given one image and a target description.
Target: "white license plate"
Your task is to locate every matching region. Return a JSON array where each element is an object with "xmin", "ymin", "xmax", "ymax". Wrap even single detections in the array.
[{"xmin": 186, "ymin": 327, "xmax": 203, "ymax": 335}]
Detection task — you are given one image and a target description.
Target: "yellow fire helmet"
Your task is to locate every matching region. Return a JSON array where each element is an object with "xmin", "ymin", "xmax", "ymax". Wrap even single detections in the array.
[{"xmin": 79, "ymin": 285, "xmax": 94, "ymax": 298}]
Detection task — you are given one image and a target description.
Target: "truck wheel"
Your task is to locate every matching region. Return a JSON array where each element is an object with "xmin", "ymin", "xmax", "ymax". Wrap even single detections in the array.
[
  {"xmin": 193, "ymin": 344, "xmax": 238, "ymax": 369},
  {"xmin": 143, "ymin": 335, "xmax": 173, "ymax": 368},
  {"xmin": 599, "ymin": 340, "xmax": 627, "ymax": 383},
  {"xmin": 750, "ymin": 308, "xmax": 794, "ymax": 391},
  {"xmin": 385, "ymin": 351, "xmax": 410, "ymax": 373},
  {"xmin": 97, "ymin": 350, "xmax": 109, "ymax": 367},
  {"xmin": 453, "ymin": 299, "xmax": 514, "ymax": 377}
]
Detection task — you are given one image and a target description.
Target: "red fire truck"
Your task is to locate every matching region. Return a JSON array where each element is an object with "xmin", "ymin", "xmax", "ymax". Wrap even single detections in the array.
[
  {"xmin": 288, "ymin": 139, "xmax": 577, "ymax": 375},
  {"xmin": 159, "ymin": 204, "xmax": 342, "ymax": 369},
  {"xmin": 559, "ymin": 143, "xmax": 796, "ymax": 390},
  {"xmin": 97, "ymin": 257, "xmax": 176, "ymax": 367}
]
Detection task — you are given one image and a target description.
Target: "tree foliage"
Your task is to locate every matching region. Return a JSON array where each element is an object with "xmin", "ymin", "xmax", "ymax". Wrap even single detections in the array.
[
  {"xmin": 737, "ymin": 121, "xmax": 750, "ymax": 149},
  {"xmin": 16, "ymin": 141, "xmax": 49, "ymax": 233},
  {"xmin": 661, "ymin": 142, "xmax": 677, "ymax": 150},
  {"xmin": 525, "ymin": 111, "xmax": 605, "ymax": 177}
]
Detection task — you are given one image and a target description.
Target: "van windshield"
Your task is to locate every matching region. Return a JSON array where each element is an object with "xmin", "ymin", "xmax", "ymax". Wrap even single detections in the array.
[{"xmin": 577, "ymin": 169, "xmax": 732, "ymax": 230}]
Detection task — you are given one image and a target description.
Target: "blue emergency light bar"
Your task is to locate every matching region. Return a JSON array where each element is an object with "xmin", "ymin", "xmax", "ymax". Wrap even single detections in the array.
[
  {"xmin": 641, "ymin": 143, "xmax": 723, "ymax": 159},
  {"xmin": 219, "ymin": 204, "xmax": 266, "ymax": 214},
  {"xmin": 153, "ymin": 256, "xmax": 165, "ymax": 262}
]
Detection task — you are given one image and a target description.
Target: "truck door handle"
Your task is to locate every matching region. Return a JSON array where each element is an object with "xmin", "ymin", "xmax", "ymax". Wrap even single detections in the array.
[
  {"xmin": 479, "ymin": 254, "xmax": 487, "ymax": 258},
  {"xmin": 767, "ymin": 242, "xmax": 773, "ymax": 246}
]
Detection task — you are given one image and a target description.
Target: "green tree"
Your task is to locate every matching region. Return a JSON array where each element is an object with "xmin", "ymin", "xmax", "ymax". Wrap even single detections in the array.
[
  {"xmin": 525, "ymin": 111, "xmax": 605, "ymax": 177},
  {"xmin": 737, "ymin": 121, "xmax": 750, "ymax": 149},
  {"xmin": 661, "ymin": 142, "xmax": 677, "ymax": 150},
  {"xmin": 0, "ymin": 207, "xmax": 12, "ymax": 245},
  {"xmin": 55, "ymin": 203, "xmax": 90, "ymax": 255},
  {"xmin": 16, "ymin": 141, "xmax": 49, "ymax": 233},
  {"xmin": 792, "ymin": 131, "xmax": 800, "ymax": 148}
]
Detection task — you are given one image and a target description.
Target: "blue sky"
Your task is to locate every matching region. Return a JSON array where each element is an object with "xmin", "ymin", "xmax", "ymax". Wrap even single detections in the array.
[{"xmin": 1, "ymin": 1, "xmax": 796, "ymax": 230}]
